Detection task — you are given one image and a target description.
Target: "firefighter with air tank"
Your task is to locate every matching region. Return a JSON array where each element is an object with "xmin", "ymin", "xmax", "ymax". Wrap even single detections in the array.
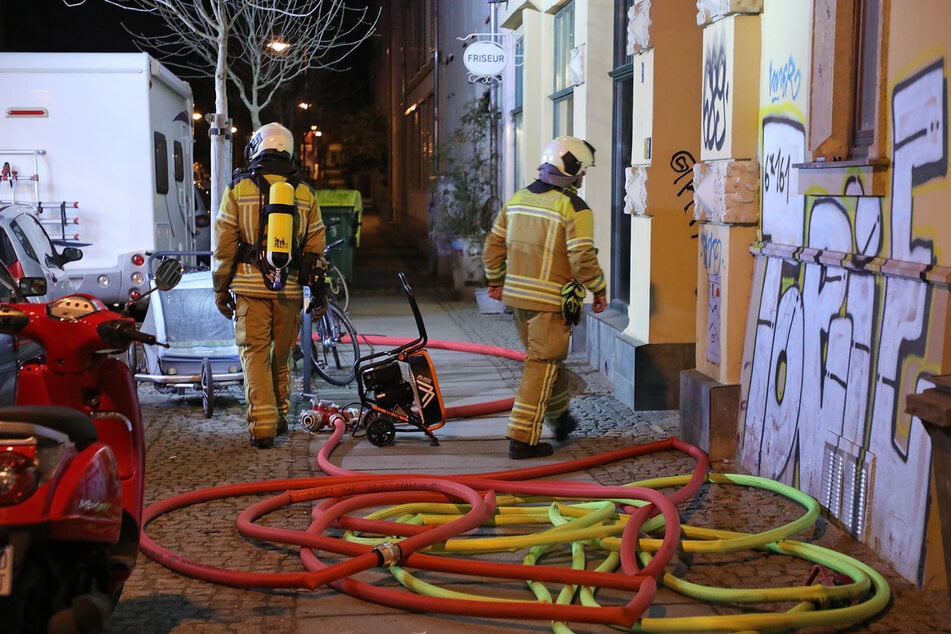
[{"xmin": 213, "ymin": 122, "xmax": 326, "ymax": 449}]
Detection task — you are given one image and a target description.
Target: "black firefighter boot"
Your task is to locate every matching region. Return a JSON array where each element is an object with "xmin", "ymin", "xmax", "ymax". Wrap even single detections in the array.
[
  {"xmin": 509, "ymin": 439, "xmax": 554, "ymax": 459},
  {"xmin": 550, "ymin": 412, "xmax": 578, "ymax": 442}
]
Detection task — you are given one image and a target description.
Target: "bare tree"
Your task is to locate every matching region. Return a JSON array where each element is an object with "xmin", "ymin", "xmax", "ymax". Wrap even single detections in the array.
[{"xmin": 64, "ymin": 0, "xmax": 378, "ymax": 228}]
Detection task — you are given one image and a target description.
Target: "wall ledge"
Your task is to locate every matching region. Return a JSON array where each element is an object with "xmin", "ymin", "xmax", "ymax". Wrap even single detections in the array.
[
  {"xmin": 794, "ymin": 158, "xmax": 891, "ymax": 197},
  {"xmin": 751, "ymin": 241, "xmax": 951, "ymax": 288}
]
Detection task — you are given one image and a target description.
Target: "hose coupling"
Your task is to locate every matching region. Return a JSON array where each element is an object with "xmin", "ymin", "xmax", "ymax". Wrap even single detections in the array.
[{"xmin": 372, "ymin": 541, "xmax": 402, "ymax": 567}]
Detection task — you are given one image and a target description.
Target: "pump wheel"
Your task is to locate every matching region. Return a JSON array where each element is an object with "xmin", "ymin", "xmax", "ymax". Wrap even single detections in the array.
[
  {"xmin": 201, "ymin": 358, "xmax": 214, "ymax": 418},
  {"xmin": 365, "ymin": 413, "xmax": 396, "ymax": 447}
]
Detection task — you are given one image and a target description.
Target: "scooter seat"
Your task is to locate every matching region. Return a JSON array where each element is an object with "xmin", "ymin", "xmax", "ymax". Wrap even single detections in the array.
[{"xmin": 0, "ymin": 405, "xmax": 98, "ymax": 447}]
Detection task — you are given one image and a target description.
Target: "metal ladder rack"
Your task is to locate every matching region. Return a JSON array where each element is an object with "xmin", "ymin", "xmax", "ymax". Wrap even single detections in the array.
[{"xmin": 0, "ymin": 149, "xmax": 83, "ymax": 245}]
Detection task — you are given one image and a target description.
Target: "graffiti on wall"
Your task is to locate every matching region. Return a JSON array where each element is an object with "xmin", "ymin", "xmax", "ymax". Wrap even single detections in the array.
[
  {"xmin": 701, "ymin": 229, "xmax": 722, "ymax": 364},
  {"xmin": 761, "ymin": 114, "xmax": 805, "ymax": 244},
  {"xmin": 671, "ymin": 150, "xmax": 696, "ymax": 213},
  {"xmin": 670, "ymin": 150, "xmax": 699, "ymax": 240},
  {"xmin": 768, "ymin": 55, "xmax": 802, "ymax": 104},
  {"xmin": 702, "ymin": 31, "xmax": 729, "ymax": 153},
  {"xmin": 742, "ymin": 58, "xmax": 947, "ymax": 582},
  {"xmin": 877, "ymin": 60, "xmax": 947, "ymax": 457}
]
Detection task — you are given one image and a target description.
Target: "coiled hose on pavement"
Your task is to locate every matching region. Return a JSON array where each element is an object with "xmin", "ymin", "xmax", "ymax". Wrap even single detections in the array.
[{"xmin": 140, "ymin": 338, "xmax": 890, "ymax": 633}]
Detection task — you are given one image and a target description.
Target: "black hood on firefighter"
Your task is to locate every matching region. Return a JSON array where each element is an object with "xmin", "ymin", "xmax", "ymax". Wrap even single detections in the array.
[{"xmin": 244, "ymin": 152, "xmax": 299, "ymax": 179}]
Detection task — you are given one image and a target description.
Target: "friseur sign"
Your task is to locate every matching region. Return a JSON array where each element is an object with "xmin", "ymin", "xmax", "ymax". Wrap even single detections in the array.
[{"xmin": 462, "ymin": 40, "xmax": 506, "ymax": 78}]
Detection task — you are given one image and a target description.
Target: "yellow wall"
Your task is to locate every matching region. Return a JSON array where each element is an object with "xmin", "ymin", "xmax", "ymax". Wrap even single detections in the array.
[{"xmin": 625, "ymin": 0, "xmax": 704, "ymax": 344}]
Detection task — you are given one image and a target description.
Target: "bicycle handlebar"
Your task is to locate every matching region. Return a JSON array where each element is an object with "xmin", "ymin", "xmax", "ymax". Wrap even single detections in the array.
[{"xmin": 324, "ymin": 238, "xmax": 345, "ymax": 255}]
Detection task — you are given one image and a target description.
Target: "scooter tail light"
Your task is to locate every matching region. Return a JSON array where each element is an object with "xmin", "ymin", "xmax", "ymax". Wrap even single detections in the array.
[{"xmin": 0, "ymin": 450, "xmax": 38, "ymax": 506}]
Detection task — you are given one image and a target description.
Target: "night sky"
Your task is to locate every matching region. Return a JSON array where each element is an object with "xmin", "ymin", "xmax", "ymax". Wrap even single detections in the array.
[
  {"xmin": 0, "ymin": 0, "xmax": 218, "ymax": 111},
  {"xmin": 0, "ymin": 0, "xmax": 148, "ymax": 53}
]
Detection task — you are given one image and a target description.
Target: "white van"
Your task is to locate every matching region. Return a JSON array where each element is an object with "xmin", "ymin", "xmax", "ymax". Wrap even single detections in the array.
[{"xmin": 0, "ymin": 52, "xmax": 202, "ymax": 307}]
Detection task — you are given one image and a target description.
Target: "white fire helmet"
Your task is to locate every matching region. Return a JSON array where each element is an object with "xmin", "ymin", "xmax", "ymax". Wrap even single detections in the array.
[
  {"xmin": 248, "ymin": 122, "xmax": 294, "ymax": 160},
  {"xmin": 540, "ymin": 136, "xmax": 596, "ymax": 177}
]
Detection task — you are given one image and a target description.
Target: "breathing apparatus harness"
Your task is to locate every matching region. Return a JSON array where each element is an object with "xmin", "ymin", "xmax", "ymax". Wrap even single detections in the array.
[{"xmin": 230, "ymin": 156, "xmax": 319, "ymax": 292}]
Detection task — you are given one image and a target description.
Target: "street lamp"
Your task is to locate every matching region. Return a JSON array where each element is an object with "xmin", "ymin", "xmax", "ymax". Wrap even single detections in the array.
[{"xmin": 267, "ymin": 40, "xmax": 289, "ymax": 53}]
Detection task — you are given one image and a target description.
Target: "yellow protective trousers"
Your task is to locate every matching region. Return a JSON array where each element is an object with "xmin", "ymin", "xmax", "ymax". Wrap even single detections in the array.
[
  {"xmin": 506, "ymin": 308, "xmax": 571, "ymax": 444},
  {"xmin": 234, "ymin": 294, "xmax": 302, "ymax": 439}
]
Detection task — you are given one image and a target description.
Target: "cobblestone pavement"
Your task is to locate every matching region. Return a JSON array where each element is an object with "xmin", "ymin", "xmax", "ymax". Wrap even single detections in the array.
[{"xmin": 99, "ymin": 212, "xmax": 951, "ymax": 633}]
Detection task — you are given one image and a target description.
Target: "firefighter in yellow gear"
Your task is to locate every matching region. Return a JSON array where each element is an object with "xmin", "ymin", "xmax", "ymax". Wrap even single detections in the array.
[
  {"xmin": 213, "ymin": 122, "xmax": 326, "ymax": 449},
  {"xmin": 482, "ymin": 136, "xmax": 607, "ymax": 459}
]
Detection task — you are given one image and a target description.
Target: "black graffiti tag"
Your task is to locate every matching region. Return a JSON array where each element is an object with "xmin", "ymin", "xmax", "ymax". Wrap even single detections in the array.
[
  {"xmin": 764, "ymin": 147, "xmax": 792, "ymax": 203},
  {"xmin": 670, "ymin": 150, "xmax": 699, "ymax": 238},
  {"xmin": 702, "ymin": 38, "xmax": 729, "ymax": 152}
]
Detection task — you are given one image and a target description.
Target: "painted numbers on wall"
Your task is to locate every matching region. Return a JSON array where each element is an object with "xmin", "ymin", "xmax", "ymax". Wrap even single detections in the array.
[
  {"xmin": 761, "ymin": 115, "xmax": 806, "ymax": 245},
  {"xmin": 764, "ymin": 145, "xmax": 793, "ymax": 204}
]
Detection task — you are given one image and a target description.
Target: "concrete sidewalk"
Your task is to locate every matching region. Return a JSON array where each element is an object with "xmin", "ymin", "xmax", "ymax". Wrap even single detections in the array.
[{"xmin": 102, "ymin": 209, "xmax": 951, "ymax": 633}]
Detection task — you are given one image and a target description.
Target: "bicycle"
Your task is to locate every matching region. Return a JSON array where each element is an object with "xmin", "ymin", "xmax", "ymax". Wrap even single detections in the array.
[
  {"xmin": 323, "ymin": 238, "xmax": 350, "ymax": 311},
  {"xmin": 305, "ymin": 299, "xmax": 360, "ymax": 386}
]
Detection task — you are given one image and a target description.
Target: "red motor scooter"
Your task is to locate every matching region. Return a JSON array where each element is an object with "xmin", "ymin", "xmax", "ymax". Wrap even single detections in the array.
[{"xmin": 0, "ymin": 258, "xmax": 182, "ymax": 633}]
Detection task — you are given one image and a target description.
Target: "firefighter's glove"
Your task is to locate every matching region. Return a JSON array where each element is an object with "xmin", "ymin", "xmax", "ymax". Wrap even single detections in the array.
[
  {"xmin": 216, "ymin": 291, "xmax": 236, "ymax": 320},
  {"xmin": 561, "ymin": 280, "xmax": 586, "ymax": 326},
  {"xmin": 308, "ymin": 278, "xmax": 329, "ymax": 318},
  {"xmin": 593, "ymin": 292, "xmax": 607, "ymax": 314}
]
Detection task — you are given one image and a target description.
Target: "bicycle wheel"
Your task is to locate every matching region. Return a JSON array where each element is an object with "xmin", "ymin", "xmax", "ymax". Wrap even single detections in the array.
[
  {"xmin": 310, "ymin": 302, "xmax": 360, "ymax": 385},
  {"xmin": 326, "ymin": 263, "xmax": 350, "ymax": 311}
]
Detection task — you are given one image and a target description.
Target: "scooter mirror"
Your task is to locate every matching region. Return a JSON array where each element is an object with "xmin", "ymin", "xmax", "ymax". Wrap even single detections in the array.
[
  {"xmin": 18, "ymin": 276, "xmax": 47, "ymax": 298},
  {"xmin": 153, "ymin": 258, "xmax": 185, "ymax": 292}
]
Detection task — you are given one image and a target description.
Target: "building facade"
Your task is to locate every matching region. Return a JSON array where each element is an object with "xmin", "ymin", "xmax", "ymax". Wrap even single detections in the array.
[
  {"xmin": 379, "ymin": 0, "xmax": 951, "ymax": 588},
  {"xmin": 372, "ymin": 0, "xmax": 501, "ymax": 279}
]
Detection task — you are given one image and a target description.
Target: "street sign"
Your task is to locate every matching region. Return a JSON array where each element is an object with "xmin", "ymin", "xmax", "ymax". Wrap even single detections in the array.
[{"xmin": 463, "ymin": 40, "xmax": 506, "ymax": 78}]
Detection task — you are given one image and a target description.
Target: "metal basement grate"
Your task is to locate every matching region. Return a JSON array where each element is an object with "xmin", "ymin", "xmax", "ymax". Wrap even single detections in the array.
[{"xmin": 820, "ymin": 441, "xmax": 872, "ymax": 540}]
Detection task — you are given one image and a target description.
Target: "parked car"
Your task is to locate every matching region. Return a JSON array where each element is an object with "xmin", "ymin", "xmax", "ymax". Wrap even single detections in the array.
[
  {"xmin": 0, "ymin": 203, "xmax": 82, "ymax": 301},
  {"xmin": 0, "ymin": 263, "xmax": 46, "ymax": 405},
  {"xmin": 0, "ymin": 203, "xmax": 82, "ymax": 405}
]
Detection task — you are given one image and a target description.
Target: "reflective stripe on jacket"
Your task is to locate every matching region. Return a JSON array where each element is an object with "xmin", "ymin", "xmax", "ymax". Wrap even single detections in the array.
[{"xmin": 482, "ymin": 180, "xmax": 606, "ymax": 312}]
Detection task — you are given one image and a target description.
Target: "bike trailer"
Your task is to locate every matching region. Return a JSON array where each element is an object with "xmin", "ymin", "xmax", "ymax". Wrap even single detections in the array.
[{"xmin": 134, "ymin": 269, "xmax": 243, "ymax": 417}]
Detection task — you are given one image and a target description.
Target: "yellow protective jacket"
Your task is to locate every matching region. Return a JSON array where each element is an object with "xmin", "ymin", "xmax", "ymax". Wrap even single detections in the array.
[
  {"xmin": 482, "ymin": 180, "xmax": 606, "ymax": 312},
  {"xmin": 213, "ymin": 172, "xmax": 325, "ymax": 299}
]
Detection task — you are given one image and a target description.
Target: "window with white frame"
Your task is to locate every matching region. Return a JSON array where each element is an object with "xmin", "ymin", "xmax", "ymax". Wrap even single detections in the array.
[
  {"xmin": 551, "ymin": 1, "xmax": 575, "ymax": 137},
  {"xmin": 513, "ymin": 36, "xmax": 525, "ymax": 190},
  {"xmin": 610, "ymin": 0, "xmax": 635, "ymax": 306}
]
